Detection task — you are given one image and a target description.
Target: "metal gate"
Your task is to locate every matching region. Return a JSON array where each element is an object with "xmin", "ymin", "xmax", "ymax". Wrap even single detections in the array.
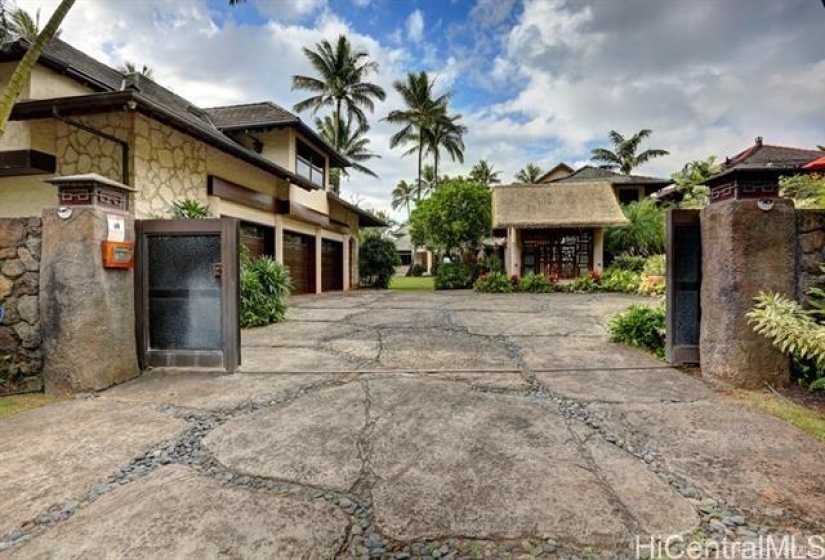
[
  {"xmin": 666, "ymin": 209, "xmax": 701, "ymax": 365},
  {"xmin": 136, "ymin": 218, "xmax": 240, "ymax": 371}
]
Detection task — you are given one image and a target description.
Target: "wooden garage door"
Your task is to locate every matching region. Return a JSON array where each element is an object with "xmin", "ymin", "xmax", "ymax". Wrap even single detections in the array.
[
  {"xmin": 283, "ymin": 232, "xmax": 313, "ymax": 294},
  {"xmin": 321, "ymin": 239, "xmax": 343, "ymax": 292}
]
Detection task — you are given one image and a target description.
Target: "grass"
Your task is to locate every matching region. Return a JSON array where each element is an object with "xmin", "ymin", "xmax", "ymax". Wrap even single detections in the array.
[
  {"xmin": 733, "ymin": 389, "xmax": 825, "ymax": 443},
  {"xmin": 0, "ymin": 393, "xmax": 66, "ymax": 420},
  {"xmin": 389, "ymin": 276, "xmax": 435, "ymax": 291}
]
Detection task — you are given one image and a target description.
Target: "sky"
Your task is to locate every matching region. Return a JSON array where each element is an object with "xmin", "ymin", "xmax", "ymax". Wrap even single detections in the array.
[{"xmin": 16, "ymin": 0, "xmax": 825, "ymax": 219}]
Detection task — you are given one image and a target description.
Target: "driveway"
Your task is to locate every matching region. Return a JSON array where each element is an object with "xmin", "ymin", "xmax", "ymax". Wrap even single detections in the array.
[{"xmin": 2, "ymin": 291, "xmax": 823, "ymax": 558}]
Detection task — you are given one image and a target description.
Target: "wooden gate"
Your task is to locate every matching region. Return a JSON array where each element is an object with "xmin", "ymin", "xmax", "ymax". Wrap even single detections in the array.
[
  {"xmin": 283, "ymin": 232, "xmax": 314, "ymax": 294},
  {"xmin": 322, "ymin": 239, "xmax": 343, "ymax": 292},
  {"xmin": 135, "ymin": 218, "xmax": 240, "ymax": 371},
  {"xmin": 666, "ymin": 209, "xmax": 701, "ymax": 364}
]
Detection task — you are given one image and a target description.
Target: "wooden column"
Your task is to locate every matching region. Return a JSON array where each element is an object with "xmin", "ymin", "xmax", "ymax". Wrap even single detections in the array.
[
  {"xmin": 315, "ymin": 228, "xmax": 323, "ymax": 294},
  {"xmin": 342, "ymin": 234, "xmax": 351, "ymax": 291},
  {"xmin": 274, "ymin": 216, "xmax": 284, "ymax": 264}
]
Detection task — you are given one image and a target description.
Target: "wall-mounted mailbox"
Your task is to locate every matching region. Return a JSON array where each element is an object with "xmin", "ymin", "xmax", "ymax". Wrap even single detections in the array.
[{"xmin": 102, "ymin": 241, "xmax": 135, "ymax": 269}]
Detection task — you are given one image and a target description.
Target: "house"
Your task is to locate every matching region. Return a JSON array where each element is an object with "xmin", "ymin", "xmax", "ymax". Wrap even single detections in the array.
[
  {"xmin": 536, "ymin": 162, "xmax": 574, "ymax": 183},
  {"xmin": 542, "ymin": 165, "xmax": 671, "ymax": 205},
  {"xmin": 0, "ymin": 37, "xmax": 384, "ymax": 294},
  {"xmin": 492, "ymin": 182, "xmax": 628, "ymax": 279},
  {"xmin": 389, "ymin": 225, "xmax": 433, "ymax": 274}
]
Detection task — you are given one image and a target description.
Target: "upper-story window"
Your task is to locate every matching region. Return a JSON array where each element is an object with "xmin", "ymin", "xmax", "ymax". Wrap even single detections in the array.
[{"xmin": 296, "ymin": 139, "xmax": 325, "ymax": 189}]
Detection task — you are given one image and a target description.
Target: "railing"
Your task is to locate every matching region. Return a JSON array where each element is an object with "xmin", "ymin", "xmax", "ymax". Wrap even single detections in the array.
[{"xmin": 296, "ymin": 155, "xmax": 324, "ymax": 188}]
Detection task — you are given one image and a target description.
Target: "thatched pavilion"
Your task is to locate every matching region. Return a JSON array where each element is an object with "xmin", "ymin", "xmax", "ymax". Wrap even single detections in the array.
[{"xmin": 492, "ymin": 182, "xmax": 628, "ymax": 279}]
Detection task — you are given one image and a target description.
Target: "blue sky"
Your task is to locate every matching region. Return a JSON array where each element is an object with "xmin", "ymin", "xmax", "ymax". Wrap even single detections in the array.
[{"xmin": 17, "ymin": 0, "xmax": 825, "ymax": 218}]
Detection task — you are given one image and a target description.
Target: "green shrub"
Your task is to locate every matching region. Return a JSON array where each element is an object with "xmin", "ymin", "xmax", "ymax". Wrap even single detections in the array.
[
  {"xmin": 611, "ymin": 255, "xmax": 646, "ymax": 273},
  {"xmin": 564, "ymin": 274, "xmax": 601, "ymax": 293},
  {"xmin": 601, "ymin": 268, "xmax": 643, "ymax": 293},
  {"xmin": 519, "ymin": 273, "xmax": 555, "ymax": 293},
  {"xmin": 435, "ymin": 262, "xmax": 475, "ymax": 290},
  {"xmin": 359, "ymin": 236, "xmax": 400, "ymax": 289},
  {"xmin": 643, "ymin": 254, "xmax": 666, "ymax": 276},
  {"xmin": 607, "ymin": 303, "xmax": 666, "ymax": 359},
  {"xmin": 169, "ymin": 199, "xmax": 213, "ymax": 219},
  {"xmin": 605, "ymin": 200, "xmax": 665, "ymax": 257},
  {"xmin": 474, "ymin": 272, "xmax": 514, "ymax": 293},
  {"xmin": 241, "ymin": 256, "xmax": 291, "ymax": 328},
  {"xmin": 409, "ymin": 263, "xmax": 426, "ymax": 277}
]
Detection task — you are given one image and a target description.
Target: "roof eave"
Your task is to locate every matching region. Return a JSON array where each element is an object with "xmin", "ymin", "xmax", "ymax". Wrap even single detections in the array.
[{"xmin": 328, "ymin": 192, "xmax": 387, "ymax": 228}]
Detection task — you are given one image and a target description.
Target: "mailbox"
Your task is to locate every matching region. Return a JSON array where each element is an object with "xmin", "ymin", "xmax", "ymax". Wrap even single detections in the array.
[{"xmin": 102, "ymin": 241, "xmax": 135, "ymax": 269}]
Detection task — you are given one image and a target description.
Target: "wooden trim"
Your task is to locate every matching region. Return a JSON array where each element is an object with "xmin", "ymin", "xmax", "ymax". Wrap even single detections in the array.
[
  {"xmin": 208, "ymin": 175, "xmax": 287, "ymax": 214},
  {"xmin": 0, "ymin": 149, "xmax": 56, "ymax": 176}
]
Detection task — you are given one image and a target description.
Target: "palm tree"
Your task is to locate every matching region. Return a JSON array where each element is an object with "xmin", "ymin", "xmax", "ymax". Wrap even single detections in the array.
[
  {"xmin": 119, "ymin": 61, "xmax": 154, "ymax": 79},
  {"xmin": 391, "ymin": 180, "xmax": 415, "ymax": 219},
  {"xmin": 8, "ymin": 7, "xmax": 44, "ymax": 40},
  {"xmin": 292, "ymin": 35, "xmax": 386, "ymax": 151},
  {"xmin": 384, "ymin": 71, "xmax": 451, "ymax": 200},
  {"xmin": 315, "ymin": 114, "xmax": 380, "ymax": 179},
  {"xmin": 424, "ymin": 111, "xmax": 466, "ymax": 189},
  {"xmin": 590, "ymin": 129, "xmax": 670, "ymax": 175},
  {"xmin": 469, "ymin": 159, "xmax": 501, "ymax": 185},
  {"xmin": 515, "ymin": 163, "xmax": 543, "ymax": 184},
  {"xmin": 0, "ymin": 0, "xmax": 245, "ymax": 138}
]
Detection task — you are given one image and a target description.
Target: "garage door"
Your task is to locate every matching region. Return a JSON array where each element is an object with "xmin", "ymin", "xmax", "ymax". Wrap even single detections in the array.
[
  {"xmin": 283, "ymin": 232, "xmax": 314, "ymax": 294},
  {"xmin": 321, "ymin": 239, "xmax": 343, "ymax": 292}
]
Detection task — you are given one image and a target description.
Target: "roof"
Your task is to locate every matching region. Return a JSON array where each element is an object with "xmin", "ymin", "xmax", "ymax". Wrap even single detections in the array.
[
  {"xmin": 328, "ymin": 192, "xmax": 387, "ymax": 228},
  {"xmin": 389, "ymin": 225, "xmax": 414, "ymax": 251},
  {"xmin": 724, "ymin": 137, "xmax": 821, "ymax": 169},
  {"xmin": 45, "ymin": 173, "xmax": 137, "ymax": 191},
  {"xmin": 550, "ymin": 165, "xmax": 670, "ymax": 186},
  {"xmin": 492, "ymin": 182, "xmax": 629, "ymax": 229},
  {"xmin": 204, "ymin": 102, "xmax": 349, "ymax": 167},
  {"xmin": 537, "ymin": 162, "xmax": 574, "ymax": 183},
  {"xmin": 803, "ymin": 156, "xmax": 825, "ymax": 171}
]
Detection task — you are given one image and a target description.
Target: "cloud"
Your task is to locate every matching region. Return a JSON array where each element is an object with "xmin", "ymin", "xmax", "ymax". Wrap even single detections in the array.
[
  {"xmin": 406, "ymin": 10, "xmax": 424, "ymax": 44},
  {"xmin": 252, "ymin": 0, "xmax": 328, "ymax": 22}
]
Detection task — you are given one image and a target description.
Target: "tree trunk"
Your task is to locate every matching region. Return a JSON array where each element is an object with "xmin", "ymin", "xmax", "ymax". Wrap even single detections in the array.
[
  {"xmin": 334, "ymin": 97, "xmax": 341, "ymax": 151},
  {"xmin": 433, "ymin": 153, "xmax": 439, "ymax": 190},
  {"xmin": 0, "ymin": 0, "xmax": 76, "ymax": 138}
]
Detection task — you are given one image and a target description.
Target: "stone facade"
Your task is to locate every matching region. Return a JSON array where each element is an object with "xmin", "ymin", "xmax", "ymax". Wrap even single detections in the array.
[
  {"xmin": 795, "ymin": 210, "xmax": 825, "ymax": 300},
  {"xmin": 0, "ymin": 217, "xmax": 43, "ymax": 392},
  {"xmin": 56, "ymin": 113, "xmax": 132, "ymax": 183}
]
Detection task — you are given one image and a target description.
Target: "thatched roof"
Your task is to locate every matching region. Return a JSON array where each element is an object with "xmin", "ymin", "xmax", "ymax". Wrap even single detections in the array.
[{"xmin": 492, "ymin": 182, "xmax": 629, "ymax": 229}]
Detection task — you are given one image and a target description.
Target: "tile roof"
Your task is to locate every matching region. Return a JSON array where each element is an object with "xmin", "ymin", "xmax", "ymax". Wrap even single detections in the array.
[
  {"xmin": 724, "ymin": 137, "xmax": 822, "ymax": 169},
  {"xmin": 550, "ymin": 165, "xmax": 670, "ymax": 186},
  {"xmin": 203, "ymin": 102, "xmax": 299, "ymax": 129}
]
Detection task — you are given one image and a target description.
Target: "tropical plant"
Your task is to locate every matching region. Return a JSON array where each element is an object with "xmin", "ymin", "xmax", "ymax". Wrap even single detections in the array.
[
  {"xmin": 608, "ymin": 303, "xmax": 666, "ymax": 359},
  {"xmin": 424, "ymin": 111, "xmax": 466, "ymax": 189},
  {"xmin": 169, "ymin": 199, "xmax": 212, "ymax": 219},
  {"xmin": 316, "ymin": 113, "xmax": 379, "ymax": 194},
  {"xmin": 409, "ymin": 178, "xmax": 491, "ymax": 258},
  {"xmin": 611, "ymin": 254, "xmax": 646, "ymax": 273},
  {"xmin": 359, "ymin": 235, "xmax": 399, "ymax": 289},
  {"xmin": 600, "ymin": 268, "xmax": 643, "ymax": 294},
  {"xmin": 519, "ymin": 273, "xmax": 555, "ymax": 293},
  {"xmin": 435, "ymin": 262, "xmax": 475, "ymax": 290},
  {"xmin": 590, "ymin": 129, "xmax": 669, "ymax": 175},
  {"xmin": 469, "ymin": 159, "xmax": 501, "ymax": 185},
  {"xmin": 292, "ymin": 35, "xmax": 385, "ymax": 152},
  {"xmin": 474, "ymin": 272, "xmax": 514, "ymax": 293},
  {"xmin": 384, "ymin": 71, "xmax": 451, "ymax": 199},
  {"xmin": 240, "ymin": 254, "xmax": 291, "ymax": 328},
  {"xmin": 391, "ymin": 179, "xmax": 415, "ymax": 219},
  {"xmin": 515, "ymin": 163, "xmax": 543, "ymax": 184},
  {"xmin": 0, "ymin": 0, "xmax": 246, "ymax": 137},
  {"xmin": 7, "ymin": 6, "xmax": 49, "ymax": 40},
  {"xmin": 780, "ymin": 173, "xmax": 825, "ymax": 209},
  {"xmin": 643, "ymin": 254, "xmax": 666, "ymax": 277},
  {"xmin": 670, "ymin": 156, "xmax": 719, "ymax": 208},
  {"xmin": 119, "ymin": 61, "xmax": 154, "ymax": 79},
  {"xmin": 605, "ymin": 199, "xmax": 665, "ymax": 257}
]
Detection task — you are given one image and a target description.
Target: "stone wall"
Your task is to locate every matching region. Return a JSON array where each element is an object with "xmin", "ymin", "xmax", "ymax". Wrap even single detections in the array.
[
  {"xmin": 795, "ymin": 210, "xmax": 825, "ymax": 300},
  {"xmin": 56, "ymin": 113, "xmax": 133, "ymax": 183},
  {"xmin": 0, "ymin": 217, "xmax": 42, "ymax": 392}
]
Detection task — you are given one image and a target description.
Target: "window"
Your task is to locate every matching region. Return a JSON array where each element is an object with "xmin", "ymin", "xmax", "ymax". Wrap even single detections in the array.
[
  {"xmin": 296, "ymin": 140, "xmax": 325, "ymax": 188},
  {"xmin": 618, "ymin": 187, "xmax": 641, "ymax": 205}
]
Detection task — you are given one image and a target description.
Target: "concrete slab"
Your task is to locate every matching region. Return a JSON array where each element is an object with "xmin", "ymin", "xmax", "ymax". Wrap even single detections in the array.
[
  {"xmin": 103, "ymin": 371, "xmax": 342, "ymax": 411},
  {"xmin": 512, "ymin": 336, "xmax": 664, "ymax": 371},
  {"xmin": 12, "ymin": 465, "xmax": 348, "ymax": 559},
  {"xmin": 0, "ymin": 399, "xmax": 186, "ymax": 538},
  {"xmin": 451, "ymin": 310, "xmax": 606, "ymax": 337},
  {"xmin": 348, "ymin": 307, "xmax": 446, "ymax": 328},
  {"xmin": 536, "ymin": 368, "xmax": 717, "ymax": 403},
  {"xmin": 368, "ymin": 377, "xmax": 689, "ymax": 546},
  {"xmin": 591, "ymin": 399, "xmax": 825, "ymax": 528},
  {"xmin": 239, "ymin": 346, "xmax": 360, "ymax": 373},
  {"xmin": 377, "ymin": 328, "xmax": 517, "ymax": 371},
  {"xmin": 203, "ymin": 382, "xmax": 365, "ymax": 492},
  {"xmin": 242, "ymin": 320, "xmax": 362, "ymax": 347}
]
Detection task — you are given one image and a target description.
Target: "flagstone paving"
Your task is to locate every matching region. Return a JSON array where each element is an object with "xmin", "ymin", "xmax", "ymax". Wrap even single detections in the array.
[{"xmin": 2, "ymin": 291, "xmax": 823, "ymax": 558}]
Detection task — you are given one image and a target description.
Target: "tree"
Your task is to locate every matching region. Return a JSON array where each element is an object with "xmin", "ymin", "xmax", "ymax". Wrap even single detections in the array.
[
  {"xmin": 359, "ymin": 235, "xmax": 399, "ymax": 289},
  {"xmin": 424, "ymin": 111, "xmax": 466, "ymax": 189},
  {"xmin": 292, "ymin": 35, "xmax": 386, "ymax": 151},
  {"xmin": 119, "ymin": 61, "xmax": 154, "ymax": 79},
  {"xmin": 315, "ymin": 113, "xmax": 379, "ymax": 194},
  {"xmin": 515, "ymin": 163, "xmax": 543, "ymax": 184},
  {"xmin": 780, "ymin": 173, "xmax": 825, "ymax": 208},
  {"xmin": 469, "ymin": 159, "xmax": 501, "ymax": 185},
  {"xmin": 0, "ymin": 0, "xmax": 246, "ymax": 138},
  {"xmin": 590, "ymin": 129, "xmax": 669, "ymax": 175},
  {"xmin": 670, "ymin": 156, "xmax": 720, "ymax": 208},
  {"xmin": 409, "ymin": 178, "xmax": 491, "ymax": 258},
  {"xmin": 384, "ymin": 71, "xmax": 451, "ymax": 200},
  {"xmin": 8, "ymin": 6, "xmax": 44, "ymax": 40},
  {"xmin": 391, "ymin": 180, "xmax": 415, "ymax": 219},
  {"xmin": 604, "ymin": 199, "xmax": 665, "ymax": 257}
]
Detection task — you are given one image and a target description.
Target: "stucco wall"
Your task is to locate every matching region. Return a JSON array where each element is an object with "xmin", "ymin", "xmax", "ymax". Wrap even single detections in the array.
[
  {"xmin": 0, "ymin": 177, "xmax": 55, "ymax": 218},
  {"xmin": 258, "ymin": 129, "xmax": 293, "ymax": 170},
  {"xmin": 28, "ymin": 65, "xmax": 94, "ymax": 99}
]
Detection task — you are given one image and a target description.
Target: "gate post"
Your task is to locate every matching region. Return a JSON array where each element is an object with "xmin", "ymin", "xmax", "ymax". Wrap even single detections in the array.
[{"xmin": 40, "ymin": 175, "xmax": 139, "ymax": 393}]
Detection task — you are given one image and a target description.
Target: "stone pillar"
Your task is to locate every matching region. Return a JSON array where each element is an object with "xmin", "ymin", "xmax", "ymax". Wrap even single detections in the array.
[
  {"xmin": 505, "ymin": 227, "xmax": 520, "ymax": 276},
  {"xmin": 342, "ymin": 234, "xmax": 351, "ymax": 291},
  {"xmin": 274, "ymin": 217, "xmax": 284, "ymax": 264},
  {"xmin": 593, "ymin": 228, "xmax": 604, "ymax": 272},
  {"xmin": 315, "ymin": 228, "xmax": 323, "ymax": 294},
  {"xmin": 40, "ymin": 207, "xmax": 139, "ymax": 393},
  {"xmin": 700, "ymin": 198, "xmax": 794, "ymax": 388}
]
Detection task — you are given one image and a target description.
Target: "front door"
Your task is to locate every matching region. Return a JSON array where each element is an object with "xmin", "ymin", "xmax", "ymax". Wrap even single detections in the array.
[{"xmin": 136, "ymin": 218, "xmax": 240, "ymax": 370}]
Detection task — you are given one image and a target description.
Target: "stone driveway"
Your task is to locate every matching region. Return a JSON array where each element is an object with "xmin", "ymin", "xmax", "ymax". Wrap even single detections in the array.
[{"xmin": 1, "ymin": 291, "xmax": 823, "ymax": 558}]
